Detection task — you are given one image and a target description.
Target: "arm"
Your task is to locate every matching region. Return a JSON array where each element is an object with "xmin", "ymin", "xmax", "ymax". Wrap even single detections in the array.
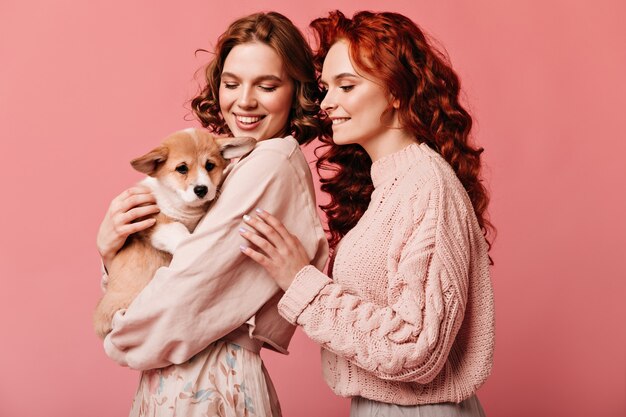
[
  {"xmin": 248, "ymin": 179, "xmax": 473, "ymax": 383},
  {"xmin": 104, "ymin": 144, "xmax": 326, "ymax": 370}
]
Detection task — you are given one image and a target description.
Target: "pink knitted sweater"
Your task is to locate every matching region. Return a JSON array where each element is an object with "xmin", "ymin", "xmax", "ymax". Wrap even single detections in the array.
[{"xmin": 278, "ymin": 142, "xmax": 495, "ymax": 405}]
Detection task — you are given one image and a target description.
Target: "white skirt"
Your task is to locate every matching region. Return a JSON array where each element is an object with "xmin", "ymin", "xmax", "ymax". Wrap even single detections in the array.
[{"xmin": 350, "ymin": 395, "xmax": 486, "ymax": 417}]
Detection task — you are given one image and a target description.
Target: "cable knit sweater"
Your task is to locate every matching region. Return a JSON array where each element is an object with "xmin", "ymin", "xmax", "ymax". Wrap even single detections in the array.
[{"xmin": 278, "ymin": 142, "xmax": 495, "ymax": 405}]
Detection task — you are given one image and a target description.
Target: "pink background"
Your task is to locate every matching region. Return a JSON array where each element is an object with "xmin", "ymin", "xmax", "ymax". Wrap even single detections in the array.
[{"xmin": 1, "ymin": 0, "xmax": 625, "ymax": 416}]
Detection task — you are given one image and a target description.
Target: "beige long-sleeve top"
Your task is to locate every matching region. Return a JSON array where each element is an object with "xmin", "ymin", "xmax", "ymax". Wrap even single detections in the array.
[
  {"xmin": 103, "ymin": 136, "xmax": 328, "ymax": 370},
  {"xmin": 277, "ymin": 142, "xmax": 495, "ymax": 405}
]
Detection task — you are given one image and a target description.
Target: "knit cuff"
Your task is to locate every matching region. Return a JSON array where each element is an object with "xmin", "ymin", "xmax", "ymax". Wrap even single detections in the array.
[{"xmin": 278, "ymin": 265, "xmax": 331, "ymax": 324}]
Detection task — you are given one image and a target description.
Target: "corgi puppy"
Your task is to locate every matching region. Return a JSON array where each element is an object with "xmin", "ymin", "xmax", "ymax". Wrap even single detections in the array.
[{"xmin": 93, "ymin": 128, "xmax": 256, "ymax": 339}]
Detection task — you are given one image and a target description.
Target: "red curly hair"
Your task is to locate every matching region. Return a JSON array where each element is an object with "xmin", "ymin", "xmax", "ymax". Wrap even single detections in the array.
[{"xmin": 311, "ymin": 10, "xmax": 494, "ymax": 258}]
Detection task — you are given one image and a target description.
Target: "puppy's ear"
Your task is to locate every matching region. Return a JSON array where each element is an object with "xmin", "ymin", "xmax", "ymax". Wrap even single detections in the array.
[
  {"xmin": 216, "ymin": 137, "xmax": 256, "ymax": 160},
  {"xmin": 130, "ymin": 146, "xmax": 169, "ymax": 176}
]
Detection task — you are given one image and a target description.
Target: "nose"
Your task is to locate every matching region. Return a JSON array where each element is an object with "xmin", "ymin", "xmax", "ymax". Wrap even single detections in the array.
[
  {"xmin": 194, "ymin": 185, "xmax": 208, "ymax": 198},
  {"xmin": 237, "ymin": 86, "xmax": 257, "ymax": 109},
  {"xmin": 320, "ymin": 89, "xmax": 336, "ymax": 113}
]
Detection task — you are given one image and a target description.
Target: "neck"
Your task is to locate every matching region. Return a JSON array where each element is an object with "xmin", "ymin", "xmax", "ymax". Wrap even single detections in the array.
[
  {"xmin": 140, "ymin": 177, "xmax": 208, "ymax": 231},
  {"xmin": 361, "ymin": 127, "xmax": 416, "ymax": 162}
]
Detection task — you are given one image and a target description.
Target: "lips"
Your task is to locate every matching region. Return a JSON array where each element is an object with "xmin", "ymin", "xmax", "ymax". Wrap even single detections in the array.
[
  {"xmin": 331, "ymin": 117, "xmax": 350, "ymax": 125},
  {"xmin": 236, "ymin": 114, "xmax": 265, "ymax": 124},
  {"xmin": 233, "ymin": 113, "xmax": 266, "ymax": 131}
]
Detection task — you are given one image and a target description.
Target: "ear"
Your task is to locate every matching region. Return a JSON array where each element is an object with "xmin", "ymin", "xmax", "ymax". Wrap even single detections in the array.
[
  {"xmin": 392, "ymin": 97, "xmax": 401, "ymax": 110},
  {"xmin": 130, "ymin": 146, "xmax": 169, "ymax": 176},
  {"xmin": 216, "ymin": 136, "xmax": 256, "ymax": 160}
]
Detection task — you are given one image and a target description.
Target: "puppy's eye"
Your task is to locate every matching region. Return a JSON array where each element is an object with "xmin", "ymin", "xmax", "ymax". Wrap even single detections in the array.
[
  {"xmin": 176, "ymin": 164, "xmax": 188, "ymax": 174},
  {"xmin": 205, "ymin": 162, "xmax": 215, "ymax": 172}
]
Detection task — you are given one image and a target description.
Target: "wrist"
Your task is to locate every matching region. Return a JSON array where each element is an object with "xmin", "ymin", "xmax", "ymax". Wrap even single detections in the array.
[
  {"xmin": 101, "ymin": 253, "xmax": 113, "ymax": 272},
  {"xmin": 283, "ymin": 263, "xmax": 308, "ymax": 291},
  {"xmin": 279, "ymin": 264, "xmax": 305, "ymax": 291}
]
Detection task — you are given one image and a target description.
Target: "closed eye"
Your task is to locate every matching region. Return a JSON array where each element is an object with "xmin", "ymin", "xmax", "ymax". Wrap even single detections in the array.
[
  {"xmin": 258, "ymin": 85, "xmax": 278, "ymax": 92},
  {"xmin": 340, "ymin": 85, "xmax": 354, "ymax": 92}
]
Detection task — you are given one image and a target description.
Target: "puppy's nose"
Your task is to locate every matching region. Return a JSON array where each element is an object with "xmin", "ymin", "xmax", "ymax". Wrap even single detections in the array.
[{"xmin": 194, "ymin": 185, "xmax": 208, "ymax": 198}]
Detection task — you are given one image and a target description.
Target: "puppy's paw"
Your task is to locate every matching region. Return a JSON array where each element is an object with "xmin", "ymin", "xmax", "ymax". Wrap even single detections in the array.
[{"xmin": 151, "ymin": 222, "xmax": 190, "ymax": 254}]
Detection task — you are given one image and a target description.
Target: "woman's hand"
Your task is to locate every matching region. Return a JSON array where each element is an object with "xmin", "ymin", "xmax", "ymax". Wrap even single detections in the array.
[
  {"xmin": 97, "ymin": 186, "xmax": 159, "ymax": 270},
  {"xmin": 239, "ymin": 209, "xmax": 309, "ymax": 291}
]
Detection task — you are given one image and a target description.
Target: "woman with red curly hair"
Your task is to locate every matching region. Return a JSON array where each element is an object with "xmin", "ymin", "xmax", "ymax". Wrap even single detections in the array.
[{"xmin": 240, "ymin": 10, "xmax": 495, "ymax": 417}]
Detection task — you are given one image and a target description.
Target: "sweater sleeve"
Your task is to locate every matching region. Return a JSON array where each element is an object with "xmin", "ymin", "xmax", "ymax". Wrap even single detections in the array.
[
  {"xmin": 278, "ymin": 176, "xmax": 471, "ymax": 383},
  {"xmin": 103, "ymin": 143, "xmax": 325, "ymax": 370}
]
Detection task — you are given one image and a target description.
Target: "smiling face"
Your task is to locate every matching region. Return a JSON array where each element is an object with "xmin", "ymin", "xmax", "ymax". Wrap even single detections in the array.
[
  {"xmin": 219, "ymin": 42, "xmax": 295, "ymax": 141},
  {"xmin": 320, "ymin": 40, "xmax": 398, "ymax": 148}
]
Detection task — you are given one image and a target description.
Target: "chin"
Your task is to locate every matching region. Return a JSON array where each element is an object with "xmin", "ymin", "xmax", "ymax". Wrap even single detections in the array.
[{"xmin": 331, "ymin": 135, "xmax": 355, "ymax": 146}]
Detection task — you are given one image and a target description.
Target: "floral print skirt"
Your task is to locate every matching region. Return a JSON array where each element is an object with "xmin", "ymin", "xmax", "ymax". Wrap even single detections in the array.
[{"xmin": 129, "ymin": 340, "xmax": 281, "ymax": 417}]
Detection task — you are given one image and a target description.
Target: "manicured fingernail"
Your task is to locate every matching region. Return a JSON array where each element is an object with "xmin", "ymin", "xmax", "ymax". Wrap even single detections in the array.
[
  {"xmin": 239, "ymin": 245, "xmax": 247, "ymax": 252},
  {"xmin": 255, "ymin": 208, "xmax": 265, "ymax": 214},
  {"xmin": 243, "ymin": 214, "xmax": 251, "ymax": 222},
  {"xmin": 239, "ymin": 227, "xmax": 247, "ymax": 234}
]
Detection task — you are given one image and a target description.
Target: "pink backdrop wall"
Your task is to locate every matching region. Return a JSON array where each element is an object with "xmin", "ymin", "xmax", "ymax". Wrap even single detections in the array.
[{"xmin": 1, "ymin": 0, "xmax": 624, "ymax": 416}]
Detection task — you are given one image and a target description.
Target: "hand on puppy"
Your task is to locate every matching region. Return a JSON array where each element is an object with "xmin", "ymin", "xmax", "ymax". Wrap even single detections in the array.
[
  {"xmin": 239, "ymin": 209, "xmax": 309, "ymax": 291},
  {"xmin": 97, "ymin": 186, "xmax": 160, "ymax": 270}
]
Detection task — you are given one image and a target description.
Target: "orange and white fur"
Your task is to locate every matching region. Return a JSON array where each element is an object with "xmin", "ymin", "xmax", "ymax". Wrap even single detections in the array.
[{"xmin": 93, "ymin": 128, "xmax": 255, "ymax": 339}]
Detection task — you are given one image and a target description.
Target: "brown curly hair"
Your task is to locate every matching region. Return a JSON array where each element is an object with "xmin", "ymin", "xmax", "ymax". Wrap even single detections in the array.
[
  {"xmin": 311, "ymin": 10, "xmax": 494, "ymax": 258},
  {"xmin": 191, "ymin": 12, "xmax": 323, "ymax": 144}
]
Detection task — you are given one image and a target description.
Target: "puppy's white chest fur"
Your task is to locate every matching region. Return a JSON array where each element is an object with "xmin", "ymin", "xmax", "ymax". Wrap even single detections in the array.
[
  {"xmin": 140, "ymin": 177, "xmax": 208, "ymax": 253},
  {"xmin": 141, "ymin": 177, "xmax": 208, "ymax": 229},
  {"xmin": 151, "ymin": 222, "xmax": 191, "ymax": 254}
]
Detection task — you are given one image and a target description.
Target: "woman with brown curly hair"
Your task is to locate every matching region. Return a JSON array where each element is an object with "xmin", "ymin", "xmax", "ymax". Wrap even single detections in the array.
[
  {"xmin": 240, "ymin": 10, "xmax": 495, "ymax": 417},
  {"xmin": 96, "ymin": 12, "xmax": 327, "ymax": 417}
]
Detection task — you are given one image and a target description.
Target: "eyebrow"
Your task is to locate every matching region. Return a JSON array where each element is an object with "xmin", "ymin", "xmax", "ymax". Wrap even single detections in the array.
[
  {"xmin": 320, "ymin": 72, "xmax": 359, "ymax": 86},
  {"xmin": 221, "ymin": 72, "xmax": 283, "ymax": 83}
]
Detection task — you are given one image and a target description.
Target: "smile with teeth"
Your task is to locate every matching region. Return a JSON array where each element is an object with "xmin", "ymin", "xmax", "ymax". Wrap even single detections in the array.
[
  {"xmin": 235, "ymin": 114, "xmax": 266, "ymax": 124},
  {"xmin": 332, "ymin": 118, "xmax": 350, "ymax": 125}
]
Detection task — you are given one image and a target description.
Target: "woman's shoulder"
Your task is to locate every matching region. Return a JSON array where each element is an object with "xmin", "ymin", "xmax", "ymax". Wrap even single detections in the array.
[
  {"xmin": 412, "ymin": 144, "xmax": 467, "ymax": 194},
  {"xmin": 397, "ymin": 144, "xmax": 473, "ymax": 215},
  {"xmin": 227, "ymin": 136, "xmax": 307, "ymax": 182},
  {"xmin": 250, "ymin": 136, "xmax": 301, "ymax": 159}
]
